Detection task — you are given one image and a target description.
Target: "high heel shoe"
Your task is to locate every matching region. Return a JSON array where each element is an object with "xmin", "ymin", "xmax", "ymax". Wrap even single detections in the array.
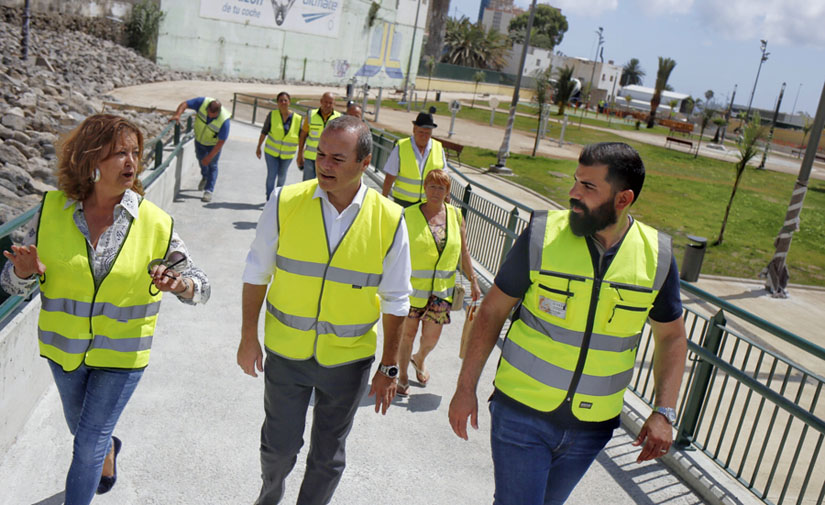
[{"xmin": 96, "ymin": 436, "xmax": 122, "ymax": 495}]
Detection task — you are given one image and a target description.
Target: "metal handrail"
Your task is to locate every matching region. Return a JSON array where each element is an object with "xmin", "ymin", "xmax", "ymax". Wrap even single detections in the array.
[{"xmin": 680, "ymin": 280, "xmax": 825, "ymax": 361}]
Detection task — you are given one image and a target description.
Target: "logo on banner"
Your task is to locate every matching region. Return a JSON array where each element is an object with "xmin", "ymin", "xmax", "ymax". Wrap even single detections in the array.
[
  {"xmin": 270, "ymin": 0, "xmax": 296, "ymax": 25},
  {"xmin": 355, "ymin": 22, "xmax": 404, "ymax": 79}
]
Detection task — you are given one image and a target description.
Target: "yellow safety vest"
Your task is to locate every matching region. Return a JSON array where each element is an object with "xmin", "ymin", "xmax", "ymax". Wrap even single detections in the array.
[
  {"xmin": 391, "ymin": 138, "xmax": 445, "ymax": 203},
  {"xmin": 304, "ymin": 108, "xmax": 342, "ymax": 161},
  {"xmin": 405, "ymin": 202, "xmax": 462, "ymax": 308},
  {"xmin": 36, "ymin": 191, "xmax": 173, "ymax": 372},
  {"xmin": 194, "ymin": 97, "xmax": 231, "ymax": 147},
  {"xmin": 264, "ymin": 110, "xmax": 301, "ymax": 159},
  {"xmin": 264, "ymin": 180, "xmax": 403, "ymax": 366},
  {"xmin": 495, "ymin": 210, "xmax": 672, "ymax": 422}
]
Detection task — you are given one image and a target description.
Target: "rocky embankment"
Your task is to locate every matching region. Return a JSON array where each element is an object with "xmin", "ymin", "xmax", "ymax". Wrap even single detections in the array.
[{"xmin": 0, "ymin": 15, "xmax": 278, "ymax": 231}]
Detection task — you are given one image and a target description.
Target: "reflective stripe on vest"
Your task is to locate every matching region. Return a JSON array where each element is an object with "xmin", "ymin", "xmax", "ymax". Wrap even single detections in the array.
[
  {"xmin": 264, "ymin": 110, "xmax": 301, "ymax": 159},
  {"xmin": 304, "ymin": 109, "xmax": 341, "ymax": 160},
  {"xmin": 404, "ymin": 202, "xmax": 462, "ymax": 308},
  {"xmin": 194, "ymin": 98, "xmax": 231, "ymax": 146},
  {"xmin": 36, "ymin": 191, "xmax": 173, "ymax": 371},
  {"xmin": 391, "ymin": 138, "xmax": 445, "ymax": 203},
  {"xmin": 264, "ymin": 180, "xmax": 403, "ymax": 366},
  {"xmin": 494, "ymin": 210, "xmax": 672, "ymax": 422}
]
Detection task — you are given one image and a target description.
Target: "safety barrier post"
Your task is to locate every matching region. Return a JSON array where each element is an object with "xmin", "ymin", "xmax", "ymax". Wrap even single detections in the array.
[
  {"xmin": 252, "ymin": 97, "xmax": 258, "ymax": 125},
  {"xmin": 461, "ymin": 183, "xmax": 472, "ymax": 220},
  {"xmin": 174, "ymin": 121, "xmax": 180, "ymax": 145},
  {"xmin": 676, "ymin": 309, "xmax": 727, "ymax": 448},
  {"xmin": 154, "ymin": 139, "xmax": 163, "ymax": 169},
  {"xmin": 501, "ymin": 207, "xmax": 519, "ymax": 265}
]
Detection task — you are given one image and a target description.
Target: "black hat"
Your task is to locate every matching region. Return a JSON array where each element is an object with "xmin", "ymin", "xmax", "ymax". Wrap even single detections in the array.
[{"xmin": 412, "ymin": 112, "xmax": 437, "ymax": 129}]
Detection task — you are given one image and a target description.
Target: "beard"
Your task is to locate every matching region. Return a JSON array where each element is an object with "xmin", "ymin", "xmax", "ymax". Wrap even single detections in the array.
[{"xmin": 568, "ymin": 197, "xmax": 618, "ymax": 237}]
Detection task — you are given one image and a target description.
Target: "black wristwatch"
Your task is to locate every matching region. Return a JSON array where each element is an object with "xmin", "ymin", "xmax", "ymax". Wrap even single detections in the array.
[{"xmin": 378, "ymin": 363, "xmax": 399, "ymax": 379}]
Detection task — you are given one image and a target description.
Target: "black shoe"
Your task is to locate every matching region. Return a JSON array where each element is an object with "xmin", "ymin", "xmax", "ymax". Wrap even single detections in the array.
[{"xmin": 96, "ymin": 436, "xmax": 122, "ymax": 495}]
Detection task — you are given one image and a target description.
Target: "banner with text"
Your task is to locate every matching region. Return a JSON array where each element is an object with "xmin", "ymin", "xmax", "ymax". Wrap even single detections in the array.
[{"xmin": 200, "ymin": 0, "xmax": 343, "ymax": 38}]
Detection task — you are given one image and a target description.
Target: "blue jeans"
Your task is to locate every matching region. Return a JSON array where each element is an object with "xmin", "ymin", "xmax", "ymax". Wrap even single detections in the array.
[
  {"xmin": 489, "ymin": 398, "xmax": 613, "ymax": 505},
  {"xmin": 195, "ymin": 142, "xmax": 221, "ymax": 192},
  {"xmin": 302, "ymin": 158, "xmax": 316, "ymax": 181},
  {"xmin": 49, "ymin": 360, "xmax": 144, "ymax": 505},
  {"xmin": 264, "ymin": 153, "xmax": 291, "ymax": 200}
]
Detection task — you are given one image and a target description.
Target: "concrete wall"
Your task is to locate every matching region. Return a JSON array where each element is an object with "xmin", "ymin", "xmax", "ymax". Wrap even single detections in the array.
[
  {"xmin": 156, "ymin": 0, "xmax": 425, "ymax": 89},
  {"xmin": 0, "ymin": 0, "xmax": 142, "ymax": 19},
  {"xmin": 0, "ymin": 138, "xmax": 197, "ymax": 459}
]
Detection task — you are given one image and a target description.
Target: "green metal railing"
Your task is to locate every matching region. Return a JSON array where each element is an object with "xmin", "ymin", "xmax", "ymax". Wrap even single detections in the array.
[
  {"xmin": 231, "ymin": 92, "xmax": 310, "ymax": 127},
  {"xmin": 0, "ymin": 118, "xmax": 193, "ymax": 326},
  {"xmin": 369, "ymin": 127, "xmax": 824, "ymax": 505}
]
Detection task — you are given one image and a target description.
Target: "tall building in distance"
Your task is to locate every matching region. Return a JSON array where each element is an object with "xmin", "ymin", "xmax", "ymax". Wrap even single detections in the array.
[
  {"xmin": 477, "ymin": 0, "xmax": 491, "ymax": 23},
  {"xmin": 480, "ymin": 0, "xmax": 524, "ymax": 34}
]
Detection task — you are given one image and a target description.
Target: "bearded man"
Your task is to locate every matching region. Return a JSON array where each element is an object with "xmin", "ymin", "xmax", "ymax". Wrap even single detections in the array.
[{"xmin": 448, "ymin": 142, "xmax": 687, "ymax": 505}]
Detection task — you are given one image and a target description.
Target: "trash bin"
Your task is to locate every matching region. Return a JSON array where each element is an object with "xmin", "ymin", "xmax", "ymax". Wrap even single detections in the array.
[
  {"xmin": 435, "ymin": 91, "xmax": 441, "ymax": 102},
  {"xmin": 346, "ymin": 83, "xmax": 354, "ymax": 100},
  {"xmin": 680, "ymin": 235, "xmax": 707, "ymax": 282}
]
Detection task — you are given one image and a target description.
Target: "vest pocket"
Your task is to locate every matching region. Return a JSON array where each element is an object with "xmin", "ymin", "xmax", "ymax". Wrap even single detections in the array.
[{"xmin": 600, "ymin": 284, "xmax": 652, "ymax": 332}]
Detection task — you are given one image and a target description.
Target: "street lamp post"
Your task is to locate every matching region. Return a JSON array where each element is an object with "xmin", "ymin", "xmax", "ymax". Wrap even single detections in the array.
[
  {"xmin": 586, "ymin": 27, "xmax": 604, "ymax": 112},
  {"xmin": 758, "ymin": 82, "xmax": 786, "ymax": 170},
  {"xmin": 745, "ymin": 39, "xmax": 769, "ymax": 121},
  {"xmin": 401, "ymin": 0, "xmax": 423, "ymax": 104}
]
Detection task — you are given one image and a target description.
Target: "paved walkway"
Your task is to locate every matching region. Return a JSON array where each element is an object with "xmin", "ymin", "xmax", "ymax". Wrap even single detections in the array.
[{"xmin": 0, "ymin": 120, "xmax": 709, "ymax": 505}]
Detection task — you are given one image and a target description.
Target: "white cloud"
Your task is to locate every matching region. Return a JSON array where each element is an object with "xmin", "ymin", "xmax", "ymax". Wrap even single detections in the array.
[
  {"xmin": 696, "ymin": 0, "xmax": 825, "ymax": 47},
  {"xmin": 548, "ymin": 0, "xmax": 619, "ymax": 17},
  {"xmin": 636, "ymin": 0, "xmax": 695, "ymax": 16}
]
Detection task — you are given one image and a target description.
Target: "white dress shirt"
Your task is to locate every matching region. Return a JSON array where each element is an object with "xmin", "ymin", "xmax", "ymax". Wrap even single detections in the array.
[
  {"xmin": 243, "ymin": 182, "xmax": 412, "ymax": 316},
  {"xmin": 382, "ymin": 138, "xmax": 447, "ymax": 176}
]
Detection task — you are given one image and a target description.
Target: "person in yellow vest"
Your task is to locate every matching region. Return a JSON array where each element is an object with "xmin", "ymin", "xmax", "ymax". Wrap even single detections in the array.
[
  {"xmin": 237, "ymin": 115, "xmax": 412, "ymax": 505},
  {"xmin": 396, "ymin": 169, "xmax": 480, "ymax": 397},
  {"xmin": 256, "ymin": 91, "xmax": 301, "ymax": 200},
  {"xmin": 297, "ymin": 91, "xmax": 341, "ymax": 182},
  {"xmin": 381, "ymin": 112, "xmax": 446, "ymax": 207},
  {"xmin": 448, "ymin": 142, "xmax": 687, "ymax": 505},
  {"xmin": 1, "ymin": 114, "xmax": 210, "ymax": 505},
  {"xmin": 172, "ymin": 97, "xmax": 231, "ymax": 202}
]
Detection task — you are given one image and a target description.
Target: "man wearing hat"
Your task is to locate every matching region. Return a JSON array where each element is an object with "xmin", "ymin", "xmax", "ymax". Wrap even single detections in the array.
[{"xmin": 381, "ymin": 112, "xmax": 446, "ymax": 207}]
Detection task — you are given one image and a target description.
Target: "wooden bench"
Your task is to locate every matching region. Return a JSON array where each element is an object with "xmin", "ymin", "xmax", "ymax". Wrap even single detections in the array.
[
  {"xmin": 433, "ymin": 137, "xmax": 464, "ymax": 166},
  {"xmin": 665, "ymin": 136, "xmax": 694, "ymax": 152},
  {"xmin": 659, "ymin": 119, "xmax": 694, "ymax": 135}
]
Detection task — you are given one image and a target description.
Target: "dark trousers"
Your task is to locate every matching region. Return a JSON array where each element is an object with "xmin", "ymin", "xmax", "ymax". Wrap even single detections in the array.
[{"xmin": 256, "ymin": 352, "xmax": 372, "ymax": 505}]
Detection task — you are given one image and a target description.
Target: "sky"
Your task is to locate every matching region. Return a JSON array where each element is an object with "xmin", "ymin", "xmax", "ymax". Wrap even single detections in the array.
[{"xmin": 449, "ymin": 0, "xmax": 825, "ymax": 117}]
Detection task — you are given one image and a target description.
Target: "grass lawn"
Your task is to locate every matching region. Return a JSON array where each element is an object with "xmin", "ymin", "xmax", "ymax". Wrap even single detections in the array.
[
  {"xmin": 461, "ymin": 139, "xmax": 825, "ymax": 286},
  {"xmin": 331, "ymin": 97, "xmax": 825, "ymax": 286}
]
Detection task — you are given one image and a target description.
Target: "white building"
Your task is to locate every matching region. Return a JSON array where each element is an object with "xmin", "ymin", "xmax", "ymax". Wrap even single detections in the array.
[
  {"xmin": 503, "ymin": 46, "xmax": 623, "ymax": 104},
  {"xmin": 618, "ymin": 85, "xmax": 691, "ymax": 114}
]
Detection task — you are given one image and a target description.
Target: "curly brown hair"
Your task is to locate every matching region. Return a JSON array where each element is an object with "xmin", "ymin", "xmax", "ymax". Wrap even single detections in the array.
[{"xmin": 56, "ymin": 114, "xmax": 145, "ymax": 201}]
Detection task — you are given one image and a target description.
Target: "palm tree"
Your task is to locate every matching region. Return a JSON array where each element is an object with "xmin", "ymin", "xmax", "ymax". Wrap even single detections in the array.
[
  {"xmin": 423, "ymin": 55, "xmax": 437, "ymax": 107},
  {"xmin": 799, "ymin": 116, "xmax": 812, "ymax": 157},
  {"xmin": 471, "ymin": 70, "xmax": 485, "ymax": 108},
  {"xmin": 694, "ymin": 107, "xmax": 715, "ymax": 159},
  {"xmin": 704, "ymin": 89, "xmax": 714, "ymax": 104},
  {"xmin": 443, "ymin": 17, "xmax": 508, "ymax": 70},
  {"xmin": 668, "ymin": 99, "xmax": 678, "ymax": 118},
  {"xmin": 646, "ymin": 57, "xmax": 677, "ymax": 128},
  {"xmin": 423, "ymin": 0, "xmax": 451, "ymax": 61},
  {"xmin": 624, "ymin": 94, "xmax": 633, "ymax": 111},
  {"xmin": 554, "ymin": 66, "xmax": 576, "ymax": 116},
  {"xmin": 620, "ymin": 58, "xmax": 645, "ymax": 86},
  {"xmin": 714, "ymin": 115, "xmax": 766, "ymax": 245},
  {"xmin": 532, "ymin": 67, "xmax": 552, "ymax": 156},
  {"xmin": 711, "ymin": 117, "xmax": 727, "ymax": 143}
]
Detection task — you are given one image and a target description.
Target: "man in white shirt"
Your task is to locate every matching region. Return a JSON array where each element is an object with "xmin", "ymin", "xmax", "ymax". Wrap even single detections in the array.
[
  {"xmin": 238, "ymin": 115, "xmax": 411, "ymax": 505},
  {"xmin": 381, "ymin": 112, "xmax": 447, "ymax": 207}
]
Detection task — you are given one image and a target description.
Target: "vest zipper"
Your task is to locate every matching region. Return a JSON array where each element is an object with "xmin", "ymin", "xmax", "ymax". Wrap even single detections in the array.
[{"xmin": 564, "ymin": 246, "xmax": 604, "ymax": 404}]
